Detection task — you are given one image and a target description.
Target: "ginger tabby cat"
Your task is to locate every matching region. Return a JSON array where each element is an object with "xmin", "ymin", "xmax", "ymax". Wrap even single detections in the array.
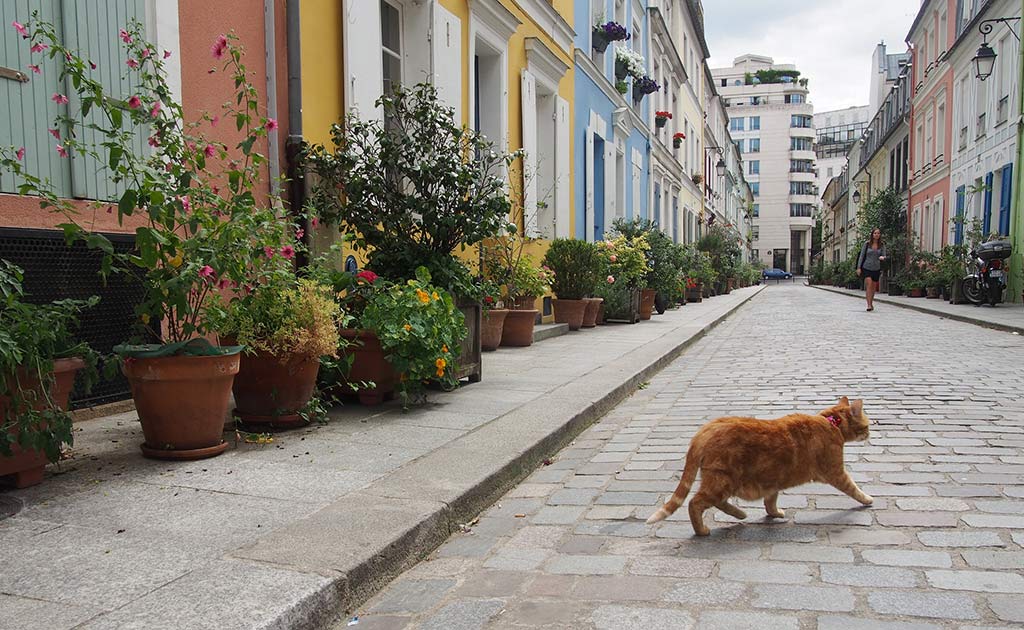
[{"xmin": 646, "ymin": 397, "xmax": 874, "ymax": 536}]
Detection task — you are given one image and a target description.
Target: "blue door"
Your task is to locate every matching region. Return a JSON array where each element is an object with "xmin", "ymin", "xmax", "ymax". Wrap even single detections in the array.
[
  {"xmin": 955, "ymin": 186, "xmax": 965, "ymax": 245},
  {"xmin": 983, "ymin": 172, "xmax": 994, "ymax": 235},
  {"xmin": 594, "ymin": 137, "xmax": 605, "ymax": 241},
  {"xmin": 999, "ymin": 164, "xmax": 1012, "ymax": 236}
]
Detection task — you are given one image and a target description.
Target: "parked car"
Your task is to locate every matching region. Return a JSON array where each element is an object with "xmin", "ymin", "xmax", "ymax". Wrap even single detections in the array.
[{"xmin": 762, "ymin": 268, "xmax": 793, "ymax": 280}]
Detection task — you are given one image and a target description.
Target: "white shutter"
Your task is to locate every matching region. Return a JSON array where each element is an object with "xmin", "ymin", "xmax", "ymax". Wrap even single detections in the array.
[
  {"xmin": 585, "ymin": 127, "xmax": 595, "ymax": 242},
  {"xmin": 632, "ymin": 164, "xmax": 642, "ymax": 221},
  {"xmin": 344, "ymin": 0, "xmax": 383, "ymax": 121},
  {"xmin": 521, "ymin": 69, "xmax": 539, "ymax": 237},
  {"xmin": 604, "ymin": 142, "xmax": 616, "ymax": 232},
  {"xmin": 432, "ymin": 5, "xmax": 462, "ymax": 123},
  {"xmin": 554, "ymin": 97, "xmax": 571, "ymax": 239}
]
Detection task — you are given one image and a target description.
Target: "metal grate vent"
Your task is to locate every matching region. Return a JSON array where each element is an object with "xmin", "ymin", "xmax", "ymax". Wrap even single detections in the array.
[{"xmin": 0, "ymin": 227, "xmax": 149, "ymax": 409}]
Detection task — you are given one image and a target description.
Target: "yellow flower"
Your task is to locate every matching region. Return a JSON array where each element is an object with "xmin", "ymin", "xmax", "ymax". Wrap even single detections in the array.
[
  {"xmin": 432, "ymin": 291, "xmax": 439, "ymax": 301},
  {"xmin": 442, "ymin": 345, "xmax": 448, "ymax": 353},
  {"xmin": 435, "ymin": 358, "xmax": 446, "ymax": 375},
  {"xmin": 416, "ymin": 289, "xmax": 430, "ymax": 304},
  {"xmin": 168, "ymin": 251, "xmax": 183, "ymax": 268},
  {"xmin": 140, "ymin": 313, "xmax": 150, "ymax": 325},
  {"xmin": 403, "ymin": 323, "xmax": 412, "ymax": 332}
]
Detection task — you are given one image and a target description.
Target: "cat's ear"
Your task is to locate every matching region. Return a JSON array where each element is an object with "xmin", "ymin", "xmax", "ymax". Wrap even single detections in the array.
[
  {"xmin": 851, "ymin": 399, "xmax": 864, "ymax": 416},
  {"xmin": 840, "ymin": 396, "xmax": 850, "ymax": 406}
]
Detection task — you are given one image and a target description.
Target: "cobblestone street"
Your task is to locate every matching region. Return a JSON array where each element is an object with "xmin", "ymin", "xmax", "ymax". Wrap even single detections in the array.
[{"xmin": 348, "ymin": 284, "xmax": 1024, "ymax": 630}]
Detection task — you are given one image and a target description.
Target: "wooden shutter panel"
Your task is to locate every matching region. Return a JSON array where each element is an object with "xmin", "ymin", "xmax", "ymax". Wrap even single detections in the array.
[
  {"xmin": 432, "ymin": 5, "xmax": 461, "ymax": 124},
  {"xmin": 999, "ymin": 164, "xmax": 1012, "ymax": 236},
  {"xmin": 520, "ymin": 69, "xmax": 538, "ymax": 237},
  {"xmin": 344, "ymin": 0, "xmax": 383, "ymax": 121},
  {"xmin": 62, "ymin": 0, "xmax": 147, "ymax": 201},
  {"xmin": 553, "ymin": 96, "xmax": 570, "ymax": 239},
  {"xmin": 585, "ymin": 126, "xmax": 594, "ymax": 242},
  {"xmin": 0, "ymin": 0, "xmax": 72, "ymax": 198},
  {"xmin": 983, "ymin": 172, "xmax": 994, "ymax": 235}
]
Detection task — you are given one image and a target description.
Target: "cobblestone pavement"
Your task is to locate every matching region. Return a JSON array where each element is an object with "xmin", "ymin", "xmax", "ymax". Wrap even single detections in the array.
[{"xmin": 345, "ymin": 284, "xmax": 1024, "ymax": 630}]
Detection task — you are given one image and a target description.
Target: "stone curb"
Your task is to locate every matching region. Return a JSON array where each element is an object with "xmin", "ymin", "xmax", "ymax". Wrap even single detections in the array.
[
  {"xmin": 810, "ymin": 284, "xmax": 1024, "ymax": 335},
  {"xmin": 231, "ymin": 286, "xmax": 765, "ymax": 629}
]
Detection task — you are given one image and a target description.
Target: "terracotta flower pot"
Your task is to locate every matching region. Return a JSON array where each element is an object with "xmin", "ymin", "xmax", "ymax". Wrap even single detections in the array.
[
  {"xmin": 501, "ymin": 310, "xmax": 538, "ymax": 347},
  {"xmin": 596, "ymin": 300, "xmax": 606, "ymax": 325},
  {"xmin": 509, "ymin": 296, "xmax": 537, "ymax": 311},
  {"xmin": 337, "ymin": 329, "xmax": 400, "ymax": 406},
  {"xmin": 123, "ymin": 352, "xmax": 239, "ymax": 460},
  {"xmin": 0, "ymin": 357, "xmax": 83, "ymax": 488},
  {"xmin": 582, "ymin": 298, "xmax": 602, "ymax": 328},
  {"xmin": 926, "ymin": 287, "xmax": 941, "ymax": 299},
  {"xmin": 481, "ymin": 309, "xmax": 508, "ymax": 351},
  {"xmin": 639, "ymin": 289, "xmax": 657, "ymax": 320},
  {"xmin": 908, "ymin": 288, "xmax": 925, "ymax": 298},
  {"xmin": 553, "ymin": 299, "xmax": 587, "ymax": 331},
  {"xmin": 232, "ymin": 349, "xmax": 320, "ymax": 429}
]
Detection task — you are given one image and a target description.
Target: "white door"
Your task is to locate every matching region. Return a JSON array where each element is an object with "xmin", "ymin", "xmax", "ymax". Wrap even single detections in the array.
[
  {"xmin": 554, "ymin": 96, "xmax": 571, "ymax": 238},
  {"xmin": 345, "ymin": 0, "xmax": 384, "ymax": 121},
  {"xmin": 520, "ymin": 69, "xmax": 539, "ymax": 237}
]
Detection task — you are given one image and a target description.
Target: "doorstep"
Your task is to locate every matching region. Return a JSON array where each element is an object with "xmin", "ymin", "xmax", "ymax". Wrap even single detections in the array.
[
  {"xmin": 0, "ymin": 286, "xmax": 763, "ymax": 630},
  {"xmin": 532, "ymin": 321, "xmax": 569, "ymax": 342},
  {"xmin": 811, "ymin": 284, "xmax": 1024, "ymax": 335}
]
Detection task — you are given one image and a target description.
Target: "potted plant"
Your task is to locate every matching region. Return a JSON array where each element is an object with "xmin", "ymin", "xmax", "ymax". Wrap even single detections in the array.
[
  {"xmin": 616, "ymin": 80, "xmax": 629, "ymax": 95},
  {"xmin": 632, "ymin": 76, "xmax": 660, "ymax": 104},
  {"xmin": 691, "ymin": 172, "xmax": 704, "ymax": 186},
  {"xmin": 209, "ymin": 260, "xmax": 343, "ymax": 429},
  {"xmin": 594, "ymin": 234, "xmax": 650, "ymax": 323},
  {"xmin": 592, "ymin": 20, "xmax": 629, "ymax": 53},
  {"xmin": 305, "ymin": 84, "xmax": 516, "ymax": 385},
  {"xmin": 673, "ymin": 132, "xmax": 686, "ymax": 149},
  {"xmin": 612, "ymin": 219, "xmax": 685, "ymax": 313},
  {"xmin": 1, "ymin": 21, "xmax": 285, "ymax": 460},
  {"xmin": 543, "ymin": 239, "xmax": 599, "ymax": 330},
  {"xmin": 482, "ymin": 234, "xmax": 551, "ymax": 347},
  {"xmin": 655, "ymin": 111, "xmax": 672, "ymax": 129},
  {"xmin": 0, "ymin": 261, "xmax": 99, "ymax": 487},
  {"xmin": 614, "ymin": 46, "xmax": 644, "ymax": 82},
  {"xmin": 479, "ymin": 280, "xmax": 507, "ymax": 352}
]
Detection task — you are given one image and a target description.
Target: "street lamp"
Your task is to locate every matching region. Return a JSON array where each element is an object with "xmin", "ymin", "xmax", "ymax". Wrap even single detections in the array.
[
  {"xmin": 852, "ymin": 190, "xmax": 862, "ymax": 204},
  {"xmin": 973, "ymin": 18, "xmax": 1020, "ymax": 82},
  {"xmin": 715, "ymin": 158, "xmax": 726, "ymax": 177}
]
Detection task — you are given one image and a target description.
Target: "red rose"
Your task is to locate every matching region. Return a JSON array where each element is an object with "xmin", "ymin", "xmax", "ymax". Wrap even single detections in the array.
[{"xmin": 356, "ymin": 270, "xmax": 379, "ymax": 284}]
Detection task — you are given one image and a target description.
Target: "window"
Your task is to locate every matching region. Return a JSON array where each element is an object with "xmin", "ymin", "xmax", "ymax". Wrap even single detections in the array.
[
  {"xmin": 735, "ymin": 139, "xmax": 744, "ymax": 153},
  {"xmin": 790, "ymin": 160, "xmax": 813, "ymax": 173},
  {"xmin": 790, "ymin": 204, "xmax": 814, "ymax": 217},
  {"xmin": 381, "ymin": 0, "xmax": 403, "ymax": 98},
  {"xmin": 791, "ymin": 115, "xmax": 812, "ymax": 128},
  {"xmin": 749, "ymin": 138, "xmax": 760, "ymax": 153},
  {"xmin": 791, "ymin": 137, "xmax": 813, "ymax": 151},
  {"xmin": 749, "ymin": 160, "xmax": 760, "ymax": 175},
  {"xmin": 591, "ymin": 0, "xmax": 605, "ymax": 64},
  {"xmin": 751, "ymin": 183, "xmax": 760, "ymax": 196},
  {"xmin": 790, "ymin": 181, "xmax": 815, "ymax": 195},
  {"xmin": 752, "ymin": 204, "xmax": 759, "ymax": 217},
  {"xmin": 730, "ymin": 118, "xmax": 745, "ymax": 132},
  {"xmin": 827, "ymin": 167, "xmax": 834, "ymax": 177},
  {"xmin": 750, "ymin": 116, "xmax": 761, "ymax": 130},
  {"xmin": 753, "ymin": 226, "xmax": 760, "ymax": 240},
  {"xmin": 721, "ymin": 78, "xmax": 727, "ymax": 87},
  {"xmin": 785, "ymin": 93, "xmax": 805, "ymax": 104},
  {"xmin": 936, "ymin": 102, "xmax": 945, "ymax": 161}
]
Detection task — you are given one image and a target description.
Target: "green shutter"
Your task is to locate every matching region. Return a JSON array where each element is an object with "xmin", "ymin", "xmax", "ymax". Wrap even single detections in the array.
[
  {"xmin": 1, "ymin": 0, "xmax": 72, "ymax": 197},
  {"xmin": 61, "ymin": 0, "xmax": 147, "ymax": 201}
]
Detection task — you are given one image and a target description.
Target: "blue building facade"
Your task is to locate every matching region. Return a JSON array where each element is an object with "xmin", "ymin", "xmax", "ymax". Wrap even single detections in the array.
[{"xmin": 573, "ymin": 0, "xmax": 651, "ymax": 241}]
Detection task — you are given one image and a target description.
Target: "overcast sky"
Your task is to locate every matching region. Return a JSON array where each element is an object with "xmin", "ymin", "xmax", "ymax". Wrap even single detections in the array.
[{"xmin": 704, "ymin": 0, "xmax": 921, "ymax": 113}]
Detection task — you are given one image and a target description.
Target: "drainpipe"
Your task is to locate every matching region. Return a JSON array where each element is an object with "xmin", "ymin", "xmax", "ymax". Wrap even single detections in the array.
[
  {"xmin": 285, "ymin": 0, "xmax": 308, "ymax": 267},
  {"xmin": 264, "ymin": 0, "xmax": 280, "ymax": 196},
  {"xmin": 1011, "ymin": 0, "xmax": 1024, "ymax": 302}
]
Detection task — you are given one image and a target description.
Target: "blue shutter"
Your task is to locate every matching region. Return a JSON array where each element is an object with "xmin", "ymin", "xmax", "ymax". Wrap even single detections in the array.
[
  {"xmin": 61, "ymin": 0, "xmax": 147, "ymax": 201},
  {"xmin": 998, "ymin": 164, "xmax": 1012, "ymax": 236},
  {"xmin": 1, "ymin": 1, "xmax": 72, "ymax": 197},
  {"xmin": 955, "ymin": 186, "xmax": 965, "ymax": 245},
  {"xmin": 983, "ymin": 172, "xmax": 994, "ymax": 235}
]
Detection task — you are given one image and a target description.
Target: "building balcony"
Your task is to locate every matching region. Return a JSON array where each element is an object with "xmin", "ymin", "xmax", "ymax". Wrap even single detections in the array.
[
  {"xmin": 790, "ymin": 126, "xmax": 815, "ymax": 138},
  {"xmin": 790, "ymin": 149, "xmax": 816, "ymax": 161},
  {"xmin": 789, "ymin": 171, "xmax": 816, "ymax": 182},
  {"xmin": 789, "ymin": 193, "xmax": 819, "ymax": 204}
]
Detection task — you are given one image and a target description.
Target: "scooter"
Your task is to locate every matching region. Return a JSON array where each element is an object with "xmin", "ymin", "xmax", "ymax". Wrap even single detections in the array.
[{"xmin": 962, "ymin": 239, "xmax": 1012, "ymax": 306}]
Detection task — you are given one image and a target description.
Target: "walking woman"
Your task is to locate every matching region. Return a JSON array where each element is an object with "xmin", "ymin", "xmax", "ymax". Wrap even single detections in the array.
[{"xmin": 857, "ymin": 227, "xmax": 887, "ymax": 311}]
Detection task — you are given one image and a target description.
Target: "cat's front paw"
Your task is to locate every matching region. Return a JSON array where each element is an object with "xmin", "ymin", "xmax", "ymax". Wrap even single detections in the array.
[
  {"xmin": 767, "ymin": 508, "xmax": 785, "ymax": 519},
  {"xmin": 858, "ymin": 494, "xmax": 874, "ymax": 506}
]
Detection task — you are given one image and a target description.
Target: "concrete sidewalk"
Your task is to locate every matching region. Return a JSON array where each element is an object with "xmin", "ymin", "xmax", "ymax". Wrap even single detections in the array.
[
  {"xmin": 0, "ymin": 285, "xmax": 763, "ymax": 630},
  {"xmin": 812, "ymin": 284, "xmax": 1024, "ymax": 335}
]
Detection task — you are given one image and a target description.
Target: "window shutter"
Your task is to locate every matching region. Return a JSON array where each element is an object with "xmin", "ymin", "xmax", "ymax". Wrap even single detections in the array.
[
  {"xmin": 520, "ymin": 69, "xmax": 538, "ymax": 237},
  {"xmin": 955, "ymin": 186, "xmax": 965, "ymax": 245},
  {"xmin": 1, "ymin": 1, "xmax": 71, "ymax": 197},
  {"xmin": 585, "ymin": 127, "xmax": 594, "ymax": 242},
  {"xmin": 604, "ymin": 141, "xmax": 615, "ymax": 229},
  {"xmin": 432, "ymin": 5, "xmax": 462, "ymax": 124},
  {"xmin": 631, "ymin": 151, "xmax": 641, "ymax": 221},
  {"xmin": 983, "ymin": 172, "xmax": 994, "ymax": 235},
  {"xmin": 553, "ymin": 96, "xmax": 570, "ymax": 238},
  {"xmin": 62, "ymin": 0, "xmax": 147, "ymax": 201},
  {"xmin": 999, "ymin": 164, "xmax": 1012, "ymax": 236},
  {"xmin": 344, "ymin": 0, "xmax": 383, "ymax": 121}
]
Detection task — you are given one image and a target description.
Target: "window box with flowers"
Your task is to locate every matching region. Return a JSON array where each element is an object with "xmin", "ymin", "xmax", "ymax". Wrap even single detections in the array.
[
  {"xmin": 592, "ymin": 21, "xmax": 629, "ymax": 53},
  {"xmin": 655, "ymin": 111, "xmax": 672, "ymax": 129},
  {"xmin": 614, "ymin": 47, "xmax": 645, "ymax": 82},
  {"xmin": 1, "ymin": 19, "xmax": 289, "ymax": 461},
  {"xmin": 632, "ymin": 76, "xmax": 660, "ymax": 105},
  {"xmin": 673, "ymin": 132, "xmax": 686, "ymax": 149}
]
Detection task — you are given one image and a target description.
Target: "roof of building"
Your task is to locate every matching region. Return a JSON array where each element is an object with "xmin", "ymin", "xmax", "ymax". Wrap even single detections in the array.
[{"xmin": 883, "ymin": 52, "xmax": 911, "ymax": 81}]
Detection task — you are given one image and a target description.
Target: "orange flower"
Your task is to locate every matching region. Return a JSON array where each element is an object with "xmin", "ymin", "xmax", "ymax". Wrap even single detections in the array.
[
  {"xmin": 435, "ymin": 357, "xmax": 447, "ymax": 370},
  {"xmin": 442, "ymin": 345, "xmax": 448, "ymax": 353},
  {"xmin": 404, "ymin": 323, "xmax": 412, "ymax": 332},
  {"xmin": 416, "ymin": 289, "xmax": 430, "ymax": 304},
  {"xmin": 432, "ymin": 291, "xmax": 440, "ymax": 301}
]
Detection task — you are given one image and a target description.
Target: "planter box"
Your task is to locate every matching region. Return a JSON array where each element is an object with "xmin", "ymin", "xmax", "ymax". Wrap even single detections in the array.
[
  {"xmin": 455, "ymin": 299, "xmax": 482, "ymax": 383},
  {"xmin": 603, "ymin": 287, "xmax": 641, "ymax": 323}
]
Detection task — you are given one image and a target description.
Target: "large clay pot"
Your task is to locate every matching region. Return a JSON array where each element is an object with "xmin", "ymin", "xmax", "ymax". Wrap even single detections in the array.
[
  {"xmin": 124, "ymin": 352, "xmax": 239, "ymax": 460},
  {"xmin": 639, "ymin": 289, "xmax": 657, "ymax": 320},
  {"xmin": 338, "ymin": 329, "xmax": 400, "ymax": 406},
  {"xmin": 582, "ymin": 298, "xmax": 602, "ymax": 328},
  {"xmin": 908, "ymin": 287, "xmax": 925, "ymax": 298},
  {"xmin": 509, "ymin": 296, "xmax": 537, "ymax": 311},
  {"xmin": 553, "ymin": 299, "xmax": 587, "ymax": 331},
  {"xmin": 0, "ymin": 358, "xmax": 83, "ymax": 488},
  {"xmin": 726, "ymin": 278, "xmax": 736, "ymax": 293},
  {"xmin": 481, "ymin": 309, "xmax": 508, "ymax": 351},
  {"xmin": 596, "ymin": 300, "xmax": 606, "ymax": 325},
  {"xmin": 232, "ymin": 350, "xmax": 320, "ymax": 429},
  {"xmin": 501, "ymin": 310, "xmax": 538, "ymax": 347},
  {"xmin": 926, "ymin": 287, "xmax": 941, "ymax": 299}
]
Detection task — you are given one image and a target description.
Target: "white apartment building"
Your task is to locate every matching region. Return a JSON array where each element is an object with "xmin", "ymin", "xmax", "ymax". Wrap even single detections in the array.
[
  {"xmin": 712, "ymin": 55, "xmax": 815, "ymax": 273},
  {"xmin": 814, "ymin": 105, "xmax": 871, "ymax": 200}
]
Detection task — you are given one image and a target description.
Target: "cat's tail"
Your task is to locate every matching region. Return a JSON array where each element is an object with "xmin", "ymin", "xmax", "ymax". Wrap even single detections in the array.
[{"xmin": 645, "ymin": 441, "xmax": 701, "ymax": 525}]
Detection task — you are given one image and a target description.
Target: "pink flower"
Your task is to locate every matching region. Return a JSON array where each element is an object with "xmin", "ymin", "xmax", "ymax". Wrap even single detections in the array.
[
  {"xmin": 280, "ymin": 245, "xmax": 295, "ymax": 259},
  {"xmin": 179, "ymin": 195, "xmax": 191, "ymax": 212},
  {"xmin": 606, "ymin": 275, "xmax": 615, "ymax": 284},
  {"xmin": 127, "ymin": 95, "xmax": 142, "ymax": 109},
  {"xmin": 89, "ymin": 61, "xmax": 97, "ymax": 70},
  {"xmin": 141, "ymin": 48, "xmax": 151, "ymax": 59},
  {"xmin": 263, "ymin": 246, "xmax": 275, "ymax": 259},
  {"xmin": 30, "ymin": 43, "xmax": 47, "ymax": 53},
  {"xmin": 150, "ymin": 101, "xmax": 161, "ymax": 118},
  {"xmin": 311, "ymin": 217, "xmax": 320, "ymax": 228},
  {"xmin": 12, "ymin": 21, "xmax": 28, "ymax": 38},
  {"xmin": 295, "ymin": 228, "xmax": 304, "ymax": 239},
  {"xmin": 609, "ymin": 254, "xmax": 617, "ymax": 262},
  {"xmin": 147, "ymin": 136, "xmax": 159, "ymax": 148},
  {"xmin": 51, "ymin": 93, "xmax": 68, "ymax": 105},
  {"xmin": 203, "ymin": 144, "xmax": 216, "ymax": 158},
  {"xmin": 119, "ymin": 28, "xmax": 133, "ymax": 44},
  {"xmin": 163, "ymin": 50, "xmax": 172, "ymax": 59},
  {"xmin": 218, "ymin": 278, "xmax": 233, "ymax": 290},
  {"xmin": 48, "ymin": 128, "xmax": 60, "ymax": 140},
  {"xmin": 28, "ymin": 64, "xmax": 40, "ymax": 74},
  {"xmin": 126, "ymin": 58, "xmax": 139, "ymax": 69},
  {"xmin": 265, "ymin": 118, "xmax": 278, "ymax": 132},
  {"xmin": 211, "ymin": 35, "xmax": 228, "ymax": 59},
  {"xmin": 356, "ymin": 270, "xmax": 379, "ymax": 284},
  {"xmin": 198, "ymin": 265, "xmax": 214, "ymax": 279},
  {"xmin": 15, "ymin": 147, "xmax": 25, "ymax": 161},
  {"xmin": 210, "ymin": 115, "xmax": 220, "ymax": 127},
  {"xmin": 56, "ymin": 145, "xmax": 68, "ymax": 158}
]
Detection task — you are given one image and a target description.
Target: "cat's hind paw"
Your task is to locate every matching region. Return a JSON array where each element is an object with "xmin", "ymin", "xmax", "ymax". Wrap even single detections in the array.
[
  {"xmin": 766, "ymin": 509, "xmax": 786, "ymax": 519},
  {"xmin": 858, "ymin": 494, "xmax": 874, "ymax": 506}
]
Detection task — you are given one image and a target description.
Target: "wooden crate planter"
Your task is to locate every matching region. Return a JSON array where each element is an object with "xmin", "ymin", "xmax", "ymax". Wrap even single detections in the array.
[{"xmin": 455, "ymin": 299, "xmax": 482, "ymax": 383}]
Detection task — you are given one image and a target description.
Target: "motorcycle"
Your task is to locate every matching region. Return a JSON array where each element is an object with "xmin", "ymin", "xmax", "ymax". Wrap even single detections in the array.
[{"xmin": 962, "ymin": 239, "xmax": 1013, "ymax": 306}]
